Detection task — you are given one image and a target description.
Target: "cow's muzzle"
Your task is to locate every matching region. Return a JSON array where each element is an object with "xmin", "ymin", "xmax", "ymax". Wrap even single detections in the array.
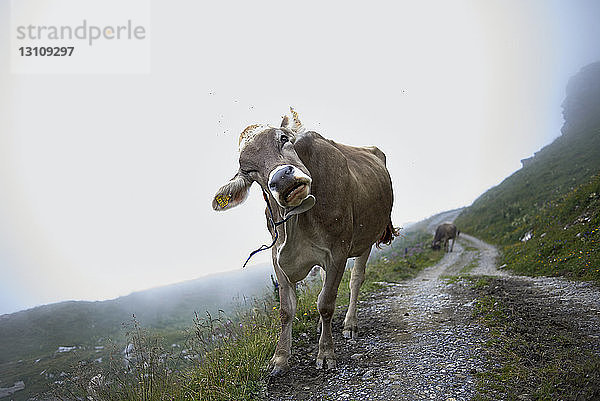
[{"xmin": 268, "ymin": 165, "xmax": 312, "ymax": 207}]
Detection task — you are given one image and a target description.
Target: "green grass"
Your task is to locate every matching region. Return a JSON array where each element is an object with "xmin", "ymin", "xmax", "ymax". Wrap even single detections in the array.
[
  {"xmin": 501, "ymin": 174, "xmax": 600, "ymax": 281},
  {"xmin": 455, "ymin": 127, "xmax": 600, "ymax": 246},
  {"xmin": 182, "ymin": 307, "xmax": 278, "ymax": 401}
]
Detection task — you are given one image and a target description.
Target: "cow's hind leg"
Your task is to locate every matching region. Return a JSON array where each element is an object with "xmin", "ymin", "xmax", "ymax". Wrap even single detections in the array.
[
  {"xmin": 270, "ymin": 262, "xmax": 297, "ymax": 376},
  {"xmin": 343, "ymin": 247, "xmax": 370, "ymax": 339},
  {"xmin": 316, "ymin": 262, "xmax": 345, "ymax": 370}
]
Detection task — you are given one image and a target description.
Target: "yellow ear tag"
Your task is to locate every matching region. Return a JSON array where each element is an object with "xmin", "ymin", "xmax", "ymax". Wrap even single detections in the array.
[{"xmin": 215, "ymin": 194, "xmax": 231, "ymax": 208}]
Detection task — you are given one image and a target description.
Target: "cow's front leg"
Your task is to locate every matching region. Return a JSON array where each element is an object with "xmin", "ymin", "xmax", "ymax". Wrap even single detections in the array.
[
  {"xmin": 270, "ymin": 264, "xmax": 297, "ymax": 376},
  {"xmin": 316, "ymin": 264, "xmax": 345, "ymax": 370},
  {"xmin": 343, "ymin": 247, "xmax": 370, "ymax": 339},
  {"xmin": 316, "ymin": 267, "xmax": 325, "ymax": 335}
]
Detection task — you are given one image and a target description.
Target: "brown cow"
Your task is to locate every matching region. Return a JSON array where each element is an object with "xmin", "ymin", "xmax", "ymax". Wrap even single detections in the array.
[
  {"xmin": 432, "ymin": 223, "xmax": 459, "ymax": 252},
  {"xmin": 212, "ymin": 108, "xmax": 398, "ymax": 375}
]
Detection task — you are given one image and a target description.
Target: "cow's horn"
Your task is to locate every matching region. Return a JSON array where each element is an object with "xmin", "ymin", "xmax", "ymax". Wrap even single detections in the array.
[{"xmin": 289, "ymin": 107, "xmax": 305, "ymax": 133}]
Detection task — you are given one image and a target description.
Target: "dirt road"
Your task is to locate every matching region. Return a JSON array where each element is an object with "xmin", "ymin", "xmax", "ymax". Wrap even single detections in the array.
[{"xmin": 265, "ymin": 232, "xmax": 600, "ymax": 400}]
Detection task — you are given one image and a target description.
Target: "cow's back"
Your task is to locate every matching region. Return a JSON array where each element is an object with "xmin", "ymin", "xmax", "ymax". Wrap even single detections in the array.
[
  {"xmin": 293, "ymin": 132, "xmax": 394, "ymax": 257},
  {"xmin": 436, "ymin": 223, "xmax": 457, "ymax": 239},
  {"xmin": 330, "ymin": 141, "xmax": 394, "ymax": 256}
]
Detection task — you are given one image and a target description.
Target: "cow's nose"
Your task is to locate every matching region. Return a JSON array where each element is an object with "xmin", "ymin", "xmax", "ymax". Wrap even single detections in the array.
[{"xmin": 269, "ymin": 166, "xmax": 294, "ymax": 189}]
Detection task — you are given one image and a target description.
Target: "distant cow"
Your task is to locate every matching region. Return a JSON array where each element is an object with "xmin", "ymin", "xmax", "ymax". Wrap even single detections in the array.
[
  {"xmin": 432, "ymin": 223, "xmax": 459, "ymax": 252},
  {"xmin": 212, "ymin": 108, "xmax": 398, "ymax": 375}
]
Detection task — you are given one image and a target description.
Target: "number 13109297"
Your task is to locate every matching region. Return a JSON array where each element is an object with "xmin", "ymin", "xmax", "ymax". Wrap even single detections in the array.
[{"xmin": 18, "ymin": 46, "xmax": 74, "ymax": 56}]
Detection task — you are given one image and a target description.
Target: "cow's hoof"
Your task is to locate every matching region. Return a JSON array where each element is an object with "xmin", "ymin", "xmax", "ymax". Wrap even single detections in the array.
[
  {"xmin": 316, "ymin": 357, "xmax": 336, "ymax": 370},
  {"xmin": 342, "ymin": 329, "xmax": 358, "ymax": 339},
  {"xmin": 270, "ymin": 365, "xmax": 289, "ymax": 377}
]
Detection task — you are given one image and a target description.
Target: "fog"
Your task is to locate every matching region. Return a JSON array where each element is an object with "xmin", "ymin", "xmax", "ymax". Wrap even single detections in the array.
[{"xmin": 1, "ymin": 1, "xmax": 600, "ymax": 315}]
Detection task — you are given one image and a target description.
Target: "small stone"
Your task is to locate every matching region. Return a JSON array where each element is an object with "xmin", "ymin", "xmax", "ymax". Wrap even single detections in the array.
[{"xmin": 350, "ymin": 353, "xmax": 363, "ymax": 360}]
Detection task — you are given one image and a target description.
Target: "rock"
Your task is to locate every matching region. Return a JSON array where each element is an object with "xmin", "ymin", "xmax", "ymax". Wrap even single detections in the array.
[
  {"xmin": 562, "ymin": 62, "xmax": 600, "ymax": 135},
  {"xmin": 362, "ymin": 370, "xmax": 374, "ymax": 380}
]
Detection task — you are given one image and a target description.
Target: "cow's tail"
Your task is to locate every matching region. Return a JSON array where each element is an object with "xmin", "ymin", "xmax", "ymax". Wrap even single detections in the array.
[{"xmin": 376, "ymin": 220, "xmax": 401, "ymax": 249}]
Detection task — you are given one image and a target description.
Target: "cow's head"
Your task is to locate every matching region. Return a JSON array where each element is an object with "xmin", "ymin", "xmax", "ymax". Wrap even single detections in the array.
[
  {"xmin": 431, "ymin": 240, "xmax": 441, "ymax": 250},
  {"xmin": 212, "ymin": 108, "xmax": 314, "ymax": 214}
]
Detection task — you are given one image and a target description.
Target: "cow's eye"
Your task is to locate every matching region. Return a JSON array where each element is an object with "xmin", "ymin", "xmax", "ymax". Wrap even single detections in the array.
[{"xmin": 280, "ymin": 135, "xmax": 289, "ymax": 144}]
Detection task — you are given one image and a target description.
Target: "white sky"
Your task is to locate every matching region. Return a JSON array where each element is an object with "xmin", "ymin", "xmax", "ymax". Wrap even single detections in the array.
[{"xmin": 1, "ymin": 0, "xmax": 600, "ymax": 315}]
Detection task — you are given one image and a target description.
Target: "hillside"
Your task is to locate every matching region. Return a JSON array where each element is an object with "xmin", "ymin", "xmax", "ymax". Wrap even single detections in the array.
[
  {"xmin": 456, "ymin": 62, "xmax": 600, "ymax": 246},
  {"xmin": 502, "ymin": 173, "xmax": 599, "ymax": 280},
  {"xmin": 0, "ymin": 264, "xmax": 272, "ymax": 400}
]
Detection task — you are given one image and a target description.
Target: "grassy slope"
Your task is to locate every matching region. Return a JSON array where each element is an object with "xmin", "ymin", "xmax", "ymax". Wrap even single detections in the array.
[
  {"xmin": 455, "ymin": 128, "xmax": 600, "ymax": 280},
  {"xmin": 455, "ymin": 128, "xmax": 600, "ymax": 245},
  {"xmin": 502, "ymin": 174, "xmax": 600, "ymax": 280},
  {"xmin": 0, "ymin": 265, "xmax": 271, "ymax": 401},
  {"xmin": 0, "ymin": 265, "xmax": 271, "ymax": 362}
]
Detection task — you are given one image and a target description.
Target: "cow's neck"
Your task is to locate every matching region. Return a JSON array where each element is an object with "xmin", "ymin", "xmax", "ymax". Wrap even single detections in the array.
[{"xmin": 273, "ymin": 201, "xmax": 326, "ymax": 284}]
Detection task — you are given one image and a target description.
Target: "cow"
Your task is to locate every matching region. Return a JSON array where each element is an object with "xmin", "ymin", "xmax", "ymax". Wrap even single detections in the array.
[
  {"xmin": 432, "ymin": 223, "xmax": 459, "ymax": 252},
  {"xmin": 212, "ymin": 108, "xmax": 398, "ymax": 375}
]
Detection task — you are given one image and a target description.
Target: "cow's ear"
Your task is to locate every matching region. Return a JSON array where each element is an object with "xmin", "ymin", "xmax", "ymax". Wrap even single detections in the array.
[{"xmin": 212, "ymin": 174, "xmax": 251, "ymax": 211}]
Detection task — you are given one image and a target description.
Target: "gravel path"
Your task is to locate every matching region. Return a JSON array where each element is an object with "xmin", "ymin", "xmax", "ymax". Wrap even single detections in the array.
[{"xmin": 265, "ymin": 231, "xmax": 600, "ymax": 400}]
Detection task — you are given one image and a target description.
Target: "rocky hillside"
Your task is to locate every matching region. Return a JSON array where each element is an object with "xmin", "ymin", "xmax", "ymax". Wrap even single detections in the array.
[
  {"xmin": 562, "ymin": 62, "xmax": 600, "ymax": 135},
  {"xmin": 456, "ymin": 62, "xmax": 600, "ymax": 246}
]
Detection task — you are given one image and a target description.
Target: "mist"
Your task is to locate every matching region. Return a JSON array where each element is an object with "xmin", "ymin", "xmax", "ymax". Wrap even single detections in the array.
[{"xmin": 1, "ymin": 0, "xmax": 600, "ymax": 315}]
